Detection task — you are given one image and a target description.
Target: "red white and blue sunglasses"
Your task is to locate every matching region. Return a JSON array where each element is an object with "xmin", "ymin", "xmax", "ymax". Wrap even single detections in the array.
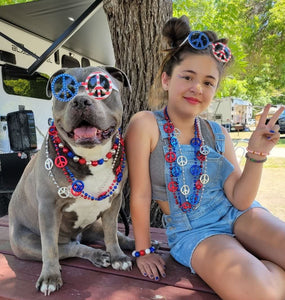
[
  {"xmin": 179, "ymin": 31, "xmax": 232, "ymax": 63},
  {"xmin": 51, "ymin": 71, "xmax": 119, "ymax": 102}
]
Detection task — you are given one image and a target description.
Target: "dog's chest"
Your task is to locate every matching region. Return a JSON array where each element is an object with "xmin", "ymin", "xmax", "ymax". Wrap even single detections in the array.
[{"xmin": 64, "ymin": 164, "xmax": 119, "ymax": 229}]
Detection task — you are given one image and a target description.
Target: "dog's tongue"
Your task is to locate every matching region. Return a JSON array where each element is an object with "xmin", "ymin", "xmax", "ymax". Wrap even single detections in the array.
[{"xmin": 74, "ymin": 126, "xmax": 100, "ymax": 141}]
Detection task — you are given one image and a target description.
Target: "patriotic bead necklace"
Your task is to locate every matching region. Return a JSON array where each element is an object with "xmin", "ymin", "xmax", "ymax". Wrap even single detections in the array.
[
  {"xmin": 45, "ymin": 125, "xmax": 125, "ymax": 201},
  {"xmin": 163, "ymin": 107, "xmax": 209, "ymax": 212}
]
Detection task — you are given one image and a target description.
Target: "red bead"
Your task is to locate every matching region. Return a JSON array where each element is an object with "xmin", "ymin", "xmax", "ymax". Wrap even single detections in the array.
[
  {"xmin": 91, "ymin": 161, "xmax": 98, "ymax": 166},
  {"xmin": 196, "ymin": 152, "xmax": 206, "ymax": 161},
  {"xmin": 71, "ymin": 189, "xmax": 81, "ymax": 197},
  {"xmin": 113, "ymin": 144, "xmax": 118, "ymax": 150},
  {"xmin": 79, "ymin": 158, "xmax": 86, "ymax": 165},
  {"xmin": 62, "ymin": 147, "xmax": 69, "ymax": 154},
  {"xmin": 165, "ymin": 151, "xmax": 176, "ymax": 163},
  {"xmin": 195, "ymin": 180, "xmax": 203, "ymax": 190},
  {"xmin": 106, "ymin": 152, "xmax": 113, "ymax": 159},
  {"xmin": 48, "ymin": 126, "xmax": 57, "ymax": 136},
  {"xmin": 139, "ymin": 250, "xmax": 146, "ymax": 256},
  {"xmin": 54, "ymin": 137, "xmax": 61, "ymax": 144},
  {"xmin": 54, "ymin": 156, "xmax": 68, "ymax": 168},
  {"xmin": 168, "ymin": 181, "xmax": 178, "ymax": 192},
  {"xmin": 163, "ymin": 122, "xmax": 174, "ymax": 133}
]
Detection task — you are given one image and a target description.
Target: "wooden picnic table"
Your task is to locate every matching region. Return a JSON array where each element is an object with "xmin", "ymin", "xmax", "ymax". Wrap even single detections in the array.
[{"xmin": 0, "ymin": 215, "xmax": 220, "ymax": 300}]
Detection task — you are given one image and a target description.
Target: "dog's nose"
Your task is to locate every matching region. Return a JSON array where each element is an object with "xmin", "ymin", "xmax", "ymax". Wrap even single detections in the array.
[{"xmin": 72, "ymin": 97, "xmax": 92, "ymax": 110}]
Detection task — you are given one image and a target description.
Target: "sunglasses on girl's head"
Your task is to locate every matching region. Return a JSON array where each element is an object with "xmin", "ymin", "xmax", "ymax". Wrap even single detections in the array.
[
  {"xmin": 179, "ymin": 31, "xmax": 232, "ymax": 63},
  {"xmin": 51, "ymin": 71, "xmax": 119, "ymax": 102}
]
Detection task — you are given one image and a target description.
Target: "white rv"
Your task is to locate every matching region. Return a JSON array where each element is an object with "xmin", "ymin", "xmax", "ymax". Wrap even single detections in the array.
[
  {"xmin": 202, "ymin": 97, "xmax": 253, "ymax": 132},
  {"xmin": 0, "ymin": 0, "xmax": 115, "ymax": 209}
]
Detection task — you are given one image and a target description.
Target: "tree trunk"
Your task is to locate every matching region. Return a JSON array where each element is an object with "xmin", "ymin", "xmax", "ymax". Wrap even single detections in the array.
[
  {"xmin": 103, "ymin": 0, "xmax": 172, "ymax": 127},
  {"xmin": 103, "ymin": 0, "xmax": 172, "ymax": 228}
]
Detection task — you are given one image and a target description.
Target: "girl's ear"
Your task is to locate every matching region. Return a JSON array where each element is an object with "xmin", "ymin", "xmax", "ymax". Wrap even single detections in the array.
[{"xmin": 161, "ymin": 72, "xmax": 170, "ymax": 91}]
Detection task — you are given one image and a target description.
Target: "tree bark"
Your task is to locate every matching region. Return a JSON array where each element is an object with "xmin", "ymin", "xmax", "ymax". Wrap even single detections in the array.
[
  {"xmin": 103, "ymin": 0, "xmax": 172, "ymax": 127},
  {"xmin": 103, "ymin": 0, "xmax": 172, "ymax": 228}
]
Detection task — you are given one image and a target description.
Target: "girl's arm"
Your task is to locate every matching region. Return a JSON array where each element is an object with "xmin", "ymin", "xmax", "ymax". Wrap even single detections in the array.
[
  {"xmin": 125, "ymin": 111, "xmax": 165, "ymax": 279},
  {"xmin": 223, "ymin": 104, "xmax": 284, "ymax": 210}
]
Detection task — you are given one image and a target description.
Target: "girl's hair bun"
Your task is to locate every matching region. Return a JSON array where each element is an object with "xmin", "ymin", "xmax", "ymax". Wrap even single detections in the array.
[{"xmin": 162, "ymin": 15, "xmax": 190, "ymax": 48}]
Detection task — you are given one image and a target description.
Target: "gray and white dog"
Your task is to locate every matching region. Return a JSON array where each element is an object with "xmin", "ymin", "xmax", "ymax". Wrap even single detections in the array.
[{"xmin": 9, "ymin": 66, "xmax": 135, "ymax": 295}]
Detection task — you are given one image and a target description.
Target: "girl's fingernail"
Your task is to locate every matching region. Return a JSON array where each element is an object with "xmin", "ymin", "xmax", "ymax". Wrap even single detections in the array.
[
  {"xmin": 270, "ymin": 130, "xmax": 275, "ymax": 133},
  {"xmin": 155, "ymin": 276, "xmax": 159, "ymax": 281},
  {"xmin": 149, "ymin": 274, "xmax": 154, "ymax": 279},
  {"xmin": 267, "ymin": 136, "xmax": 271, "ymax": 140},
  {"xmin": 143, "ymin": 273, "xmax": 147, "ymax": 277},
  {"xmin": 162, "ymin": 273, "xmax": 166, "ymax": 278}
]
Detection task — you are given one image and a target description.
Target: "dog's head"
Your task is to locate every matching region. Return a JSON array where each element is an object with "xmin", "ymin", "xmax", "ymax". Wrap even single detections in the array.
[{"xmin": 47, "ymin": 66, "xmax": 131, "ymax": 149}]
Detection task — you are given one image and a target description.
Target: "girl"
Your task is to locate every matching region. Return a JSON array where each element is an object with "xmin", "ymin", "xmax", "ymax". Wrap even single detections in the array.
[{"xmin": 125, "ymin": 16, "xmax": 285, "ymax": 300}]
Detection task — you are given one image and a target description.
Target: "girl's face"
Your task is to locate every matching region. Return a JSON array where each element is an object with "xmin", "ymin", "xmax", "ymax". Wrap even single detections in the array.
[{"xmin": 162, "ymin": 54, "xmax": 220, "ymax": 117}]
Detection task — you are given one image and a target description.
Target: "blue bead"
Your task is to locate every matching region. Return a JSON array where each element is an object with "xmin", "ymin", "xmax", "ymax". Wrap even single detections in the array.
[
  {"xmin": 170, "ymin": 136, "xmax": 178, "ymax": 147},
  {"xmin": 98, "ymin": 159, "xmax": 104, "ymax": 164},
  {"xmin": 67, "ymin": 151, "xmax": 74, "ymax": 158},
  {"xmin": 190, "ymin": 164, "xmax": 201, "ymax": 176},
  {"xmin": 135, "ymin": 252, "xmax": 140, "ymax": 257},
  {"xmin": 172, "ymin": 165, "xmax": 181, "ymax": 177}
]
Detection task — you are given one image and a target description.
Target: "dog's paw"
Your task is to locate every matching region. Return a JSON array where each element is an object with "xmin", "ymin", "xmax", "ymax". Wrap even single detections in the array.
[
  {"xmin": 36, "ymin": 268, "xmax": 63, "ymax": 296},
  {"xmin": 90, "ymin": 249, "xmax": 111, "ymax": 268},
  {"xmin": 111, "ymin": 255, "xmax": 132, "ymax": 271}
]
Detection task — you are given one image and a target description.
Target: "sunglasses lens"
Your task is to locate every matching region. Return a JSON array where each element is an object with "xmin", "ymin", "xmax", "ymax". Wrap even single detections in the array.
[
  {"xmin": 86, "ymin": 72, "xmax": 112, "ymax": 100},
  {"xmin": 212, "ymin": 42, "xmax": 232, "ymax": 63},
  {"xmin": 188, "ymin": 31, "xmax": 210, "ymax": 50},
  {"xmin": 51, "ymin": 74, "xmax": 78, "ymax": 102}
]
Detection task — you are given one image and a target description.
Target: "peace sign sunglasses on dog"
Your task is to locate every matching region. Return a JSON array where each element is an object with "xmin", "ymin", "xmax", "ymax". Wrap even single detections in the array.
[{"xmin": 51, "ymin": 71, "xmax": 119, "ymax": 102}]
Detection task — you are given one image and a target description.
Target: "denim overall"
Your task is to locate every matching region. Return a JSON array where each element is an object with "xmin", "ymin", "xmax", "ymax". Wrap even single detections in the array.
[{"xmin": 153, "ymin": 110, "xmax": 263, "ymax": 273}]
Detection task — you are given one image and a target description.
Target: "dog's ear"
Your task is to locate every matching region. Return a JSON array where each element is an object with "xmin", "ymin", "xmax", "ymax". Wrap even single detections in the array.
[
  {"xmin": 104, "ymin": 66, "xmax": 132, "ymax": 93},
  {"xmin": 46, "ymin": 68, "xmax": 67, "ymax": 98}
]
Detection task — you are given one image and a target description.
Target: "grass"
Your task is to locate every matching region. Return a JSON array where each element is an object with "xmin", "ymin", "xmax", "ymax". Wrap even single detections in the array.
[{"xmin": 229, "ymin": 129, "xmax": 285, "ymax": 168}]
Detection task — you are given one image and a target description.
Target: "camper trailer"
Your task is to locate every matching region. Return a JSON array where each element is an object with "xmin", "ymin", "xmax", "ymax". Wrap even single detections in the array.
[
  {"xmin": 0, "ymin": 0, "xmax": 115, "ymax": 214},
  {"xmin": 202, "ymin": 97, "xmax": 253, "ymax": 132}
]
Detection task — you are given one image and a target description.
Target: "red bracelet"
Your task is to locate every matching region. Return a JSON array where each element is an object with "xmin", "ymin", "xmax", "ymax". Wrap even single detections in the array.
[{"xmin": 246, "ymin": 147, "xmax": 269, "ymax": 156}]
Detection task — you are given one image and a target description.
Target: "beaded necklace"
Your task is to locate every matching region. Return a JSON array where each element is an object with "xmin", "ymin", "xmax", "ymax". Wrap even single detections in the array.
[
  {"xmin": 163, "ymin": 107, "xmax": 209, "ymax": 212},
  {"xmin": 45, "ymin": 125, "xmax": 125, "ymax": 201}
]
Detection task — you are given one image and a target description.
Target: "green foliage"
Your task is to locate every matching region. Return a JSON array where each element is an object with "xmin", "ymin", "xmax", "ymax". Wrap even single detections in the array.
[
  {"xmin": 0, "ymin": 0, "xmax": 35, "ymax": 5},
  {"xmin": 173, "ymin": 0, "xmax": 285, "ymax": 106}
]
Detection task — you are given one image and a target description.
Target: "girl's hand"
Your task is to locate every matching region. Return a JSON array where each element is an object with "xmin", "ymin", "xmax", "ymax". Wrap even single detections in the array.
[
  {"xmin": 136, "ymin": 253, "xmax": 166, "ymax": 280},
  {"xmin": 248, "ymin": 104, "xmax": 284, "ymax": 155}
]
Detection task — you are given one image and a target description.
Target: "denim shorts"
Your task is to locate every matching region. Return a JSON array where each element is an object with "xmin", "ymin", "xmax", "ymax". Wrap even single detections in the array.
[{"xmin": 163, "ymin": 200, "xmax": 265, "ymax": 273}]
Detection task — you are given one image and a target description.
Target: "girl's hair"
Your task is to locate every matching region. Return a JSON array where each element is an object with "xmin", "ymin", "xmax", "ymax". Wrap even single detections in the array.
[{"xmin": 148, "ymin": 15, "xmax": 233, "ymax": 109}]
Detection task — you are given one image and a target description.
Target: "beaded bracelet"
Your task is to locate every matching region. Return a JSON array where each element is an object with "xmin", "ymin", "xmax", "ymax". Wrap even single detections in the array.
[
  {"xmin": 132, "ymin": 246, "xmax": 156, "ymax": 258},
  {"xmin": 246, "ymin": 147, "xmax": 269, "ymax": 156},
  {"xmin": 245, "ymin": 152, "xmax": 267, "ymax": 163}
]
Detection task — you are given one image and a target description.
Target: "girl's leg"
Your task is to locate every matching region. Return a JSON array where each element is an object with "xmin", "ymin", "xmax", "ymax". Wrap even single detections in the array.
[
  {"xmin": 191, "ymin": 234, "xmax": 285, "ymax": 300},
  {"xmin": 234, "ymin": 207, "xmax": 285, "ymax": 270}
]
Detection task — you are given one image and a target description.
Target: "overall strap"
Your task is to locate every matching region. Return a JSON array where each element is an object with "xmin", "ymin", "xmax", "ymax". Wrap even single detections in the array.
[{"xmin": 206, "ymin": 120, "xmax": 225, "ymax": 154}]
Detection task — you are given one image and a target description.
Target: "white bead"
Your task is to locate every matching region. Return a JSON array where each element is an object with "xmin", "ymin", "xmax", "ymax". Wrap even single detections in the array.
[{"xmin": 145, "ymin": 248, "xmax": 151, "ymax": 254}]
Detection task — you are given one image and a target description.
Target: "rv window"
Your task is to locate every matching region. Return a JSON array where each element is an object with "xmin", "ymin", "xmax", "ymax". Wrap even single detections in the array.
[
  {"xmin": 2, "ymin": 67, "xmax": 50, "ymax": 100},
  {"xmin": 81, "ymin": 57, "xmax": 90, "ymax": 67},
  {"xmin": 62, "ymin": 55, "xmax": 80, "ymax": 68}
]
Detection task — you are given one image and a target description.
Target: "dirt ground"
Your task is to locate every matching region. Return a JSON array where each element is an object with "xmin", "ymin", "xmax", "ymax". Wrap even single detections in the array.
[
  {"xmin": 256, "ymin": 168, "xmax": 285, "ymax": 221},
  {"xmin": 230, "ymin": 130, "xmax": 285, "ymax": 222}
]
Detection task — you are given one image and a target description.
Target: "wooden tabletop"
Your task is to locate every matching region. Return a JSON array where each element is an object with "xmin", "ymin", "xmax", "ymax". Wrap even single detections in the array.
[{"xmin": 0, "ymin": 215, "xmax": 220, "ymax": 300}]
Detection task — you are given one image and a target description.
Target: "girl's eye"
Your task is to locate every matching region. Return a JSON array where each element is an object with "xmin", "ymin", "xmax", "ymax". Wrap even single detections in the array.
[
  {"xmin": 178, "ymin": 75, "xmax": 192, "ymax": 81},
  {"xmin": 205, "ymin": 81, "xmax": 215, "ymax": 87}
]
